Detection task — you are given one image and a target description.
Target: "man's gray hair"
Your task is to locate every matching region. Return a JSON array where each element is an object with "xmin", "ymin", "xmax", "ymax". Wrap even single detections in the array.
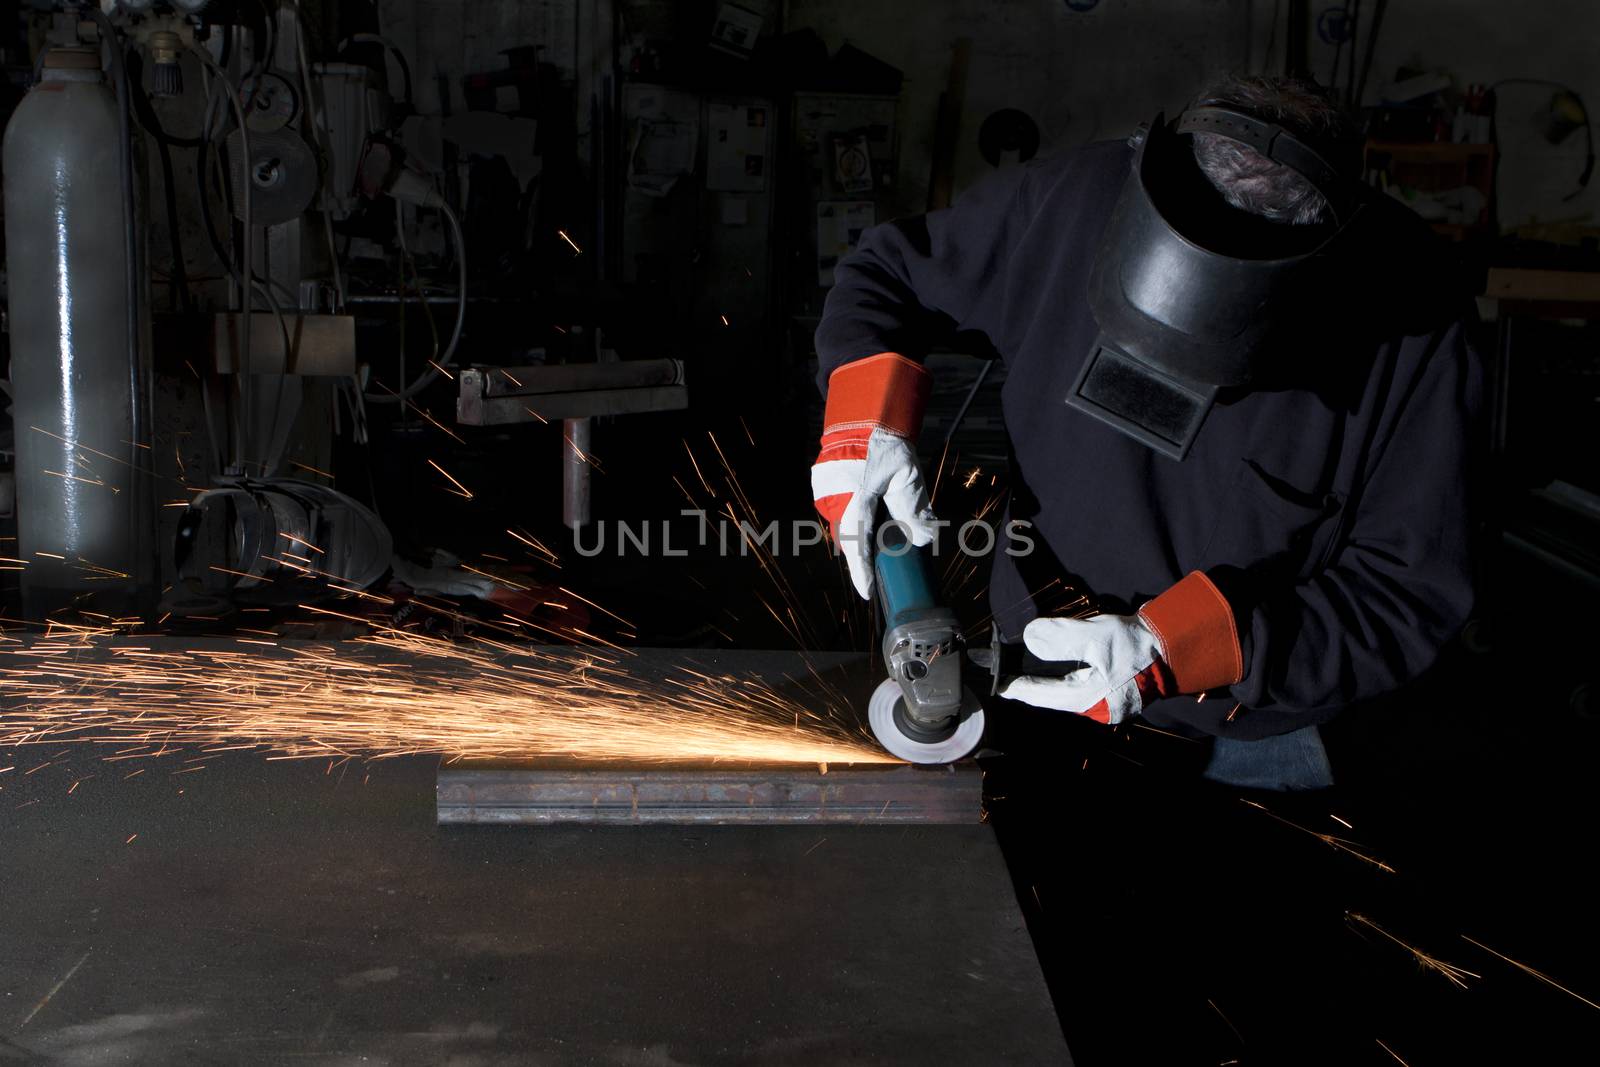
[{"xmin": 1190, "ymin": 74, "xmax": 1357, "ymax": 226}]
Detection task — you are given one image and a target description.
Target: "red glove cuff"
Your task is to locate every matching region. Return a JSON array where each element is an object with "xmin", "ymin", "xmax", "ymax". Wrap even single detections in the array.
[
  {"xmin": 822, "ymin": 353, "xmax": 930, "ymax": 438},
  {"xmin": 1138, "ymin": 571, "xmax": 1243, "ymax": 695}
]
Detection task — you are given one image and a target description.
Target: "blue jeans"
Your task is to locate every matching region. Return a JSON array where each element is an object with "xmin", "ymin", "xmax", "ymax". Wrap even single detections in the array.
[{"xmin": 1202, "ymin": 726, "xmax": 1334, "ymax": 791}]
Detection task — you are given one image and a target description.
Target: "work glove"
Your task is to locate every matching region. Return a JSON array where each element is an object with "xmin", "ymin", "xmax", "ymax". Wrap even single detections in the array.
[
  {"xmin": 999, "ymin": 572, "xmax": 1244, "ymax": 724},
  {"xmin": 810, "ymin": 352, "xmax": 938, "ymax": 599}
]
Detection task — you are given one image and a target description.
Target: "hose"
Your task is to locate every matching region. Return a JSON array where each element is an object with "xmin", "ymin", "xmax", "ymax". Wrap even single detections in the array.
[
  {"xmin": 335, "ymin": 32, "xmax": 414, "ymax": 110},
  {"xmin": 189, "ymin": 41, "xmax": 254, "ymax": 469},
  {"xmin": 125, "ymin": 49, "xmax": 193, "ymax": 313},
  {"xmin": 287, "ymin": 6, "xmax": 346, "ymax": 309},
  {"xmin": 364, "ymin": 200, "xmax": 466, "ymax": 403}
]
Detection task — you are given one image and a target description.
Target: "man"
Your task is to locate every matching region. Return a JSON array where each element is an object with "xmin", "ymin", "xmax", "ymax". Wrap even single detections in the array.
[{"xmin": 809, "ymin": 74, "xmax": 1482, "ymax": 790}]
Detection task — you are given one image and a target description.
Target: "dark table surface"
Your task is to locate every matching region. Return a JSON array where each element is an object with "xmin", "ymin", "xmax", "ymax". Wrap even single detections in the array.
[{"xmin": 0, "ymin": 642, "xmax": 1070, "ymax": 1065}]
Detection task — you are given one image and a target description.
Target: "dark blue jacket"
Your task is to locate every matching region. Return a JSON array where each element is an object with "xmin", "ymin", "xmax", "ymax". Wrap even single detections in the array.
[{"xmin": 816, "ymin": 141, "xmax": 1484, "ymax": 740}]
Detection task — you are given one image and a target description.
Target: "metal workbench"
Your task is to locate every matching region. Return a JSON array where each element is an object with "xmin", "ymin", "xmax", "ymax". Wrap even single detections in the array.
[{"xmin": 0, "ymin": 643, "xmax": 1070, "ymax": 1064}]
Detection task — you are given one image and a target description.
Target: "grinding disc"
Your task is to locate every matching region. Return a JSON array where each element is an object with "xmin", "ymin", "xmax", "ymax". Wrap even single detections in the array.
[
  {"xmin": 226, "ymin": 127, "xmax": 319, "ymax": 226},
  {"xmin": 868, "ymin": 678, "xmax": 986, "ymax": 764}
]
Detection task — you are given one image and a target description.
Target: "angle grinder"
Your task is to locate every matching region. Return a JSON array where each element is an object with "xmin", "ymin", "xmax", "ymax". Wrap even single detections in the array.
[
  {"xmin": 867, "ymin": 524, "xmax": 986, "ymax": 763},
  {"xmin": 866, "ymin": 525, "xmax": 1084, "ymax": 764}
]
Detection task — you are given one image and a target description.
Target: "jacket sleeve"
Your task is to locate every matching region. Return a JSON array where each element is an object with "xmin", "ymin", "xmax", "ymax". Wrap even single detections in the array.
[
  {"xmin": 1210, "ymin": 317, "xmax": 1486, "ymax": 719},
  {"xmin": 814, "ymin": 163, "xmax": 1036, "ymax": 390}
]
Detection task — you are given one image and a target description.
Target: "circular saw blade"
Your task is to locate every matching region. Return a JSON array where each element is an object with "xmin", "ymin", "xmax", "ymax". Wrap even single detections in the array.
[{"xmin": 868, "ymin": 678, "xmax": 986, "ymax": 764}]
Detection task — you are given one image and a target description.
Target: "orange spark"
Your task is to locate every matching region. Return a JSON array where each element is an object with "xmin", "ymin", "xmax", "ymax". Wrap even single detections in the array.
[
  {"xmin": 1347, "ymin": 912, "xmax": 1479, "ymax": 989},
  {"xmin": 1461, "ymin": 935, "xmax": 1600, "ymax": 1012},
  {"xmin": 427, "ymin": 459, "xmax": 474, "ymax": 500},
  {"xmin": 1375, "ymin": 1038, "xmax": 1411, "ymax": 1066},
  {"xmin": 0, "ymin": 631, "xmax": 893, "ymax": 766},
  {"xmin": 1241, "ymin": 799, "xmax": 1395, "ymax": 873}
]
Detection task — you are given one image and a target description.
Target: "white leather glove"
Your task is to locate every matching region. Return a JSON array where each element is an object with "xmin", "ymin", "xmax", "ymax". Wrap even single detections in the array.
[
  {"xmin": 811, "ymin": 353, "xmax": 937, "ymax": 599},
  {"xmin": 999, "ymin": 614, "xmax": 1172, "ymax": 724},
  {"xmin": 812, "ymin": 427, "xmax": 937, "ymax": 598},
  {"xmin": 998, "ymin": 572, "xmax": 1246, "ymax": 724}
]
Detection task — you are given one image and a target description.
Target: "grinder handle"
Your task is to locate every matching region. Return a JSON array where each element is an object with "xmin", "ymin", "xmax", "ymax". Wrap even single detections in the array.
[{"xmin": 981, "ymin": 637, "xmax": 1085, "ymax": 695}]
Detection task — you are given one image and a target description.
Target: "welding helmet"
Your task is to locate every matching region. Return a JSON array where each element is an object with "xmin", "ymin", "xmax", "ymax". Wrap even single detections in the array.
[{"xmin": 1070, "ymin": 107, "xmax": 1364, "ymax": 459}]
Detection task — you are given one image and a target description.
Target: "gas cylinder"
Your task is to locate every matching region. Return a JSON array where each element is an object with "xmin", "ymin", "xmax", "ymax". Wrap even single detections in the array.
[{"xmin": 3, "ymin": 46, "xmax": 151, "ymax": 619}]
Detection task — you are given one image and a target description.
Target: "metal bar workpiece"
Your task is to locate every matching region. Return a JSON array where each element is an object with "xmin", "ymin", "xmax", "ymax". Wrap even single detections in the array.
[{"xmin": 436, "ymin": 761, "xmax": 982, "ymax": 826}]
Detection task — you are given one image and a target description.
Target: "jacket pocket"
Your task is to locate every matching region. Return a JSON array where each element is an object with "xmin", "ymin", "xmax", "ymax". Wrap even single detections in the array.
[{"xmin": 1200, "ymin": 460, "xmax": 1345, "ymax": 579}]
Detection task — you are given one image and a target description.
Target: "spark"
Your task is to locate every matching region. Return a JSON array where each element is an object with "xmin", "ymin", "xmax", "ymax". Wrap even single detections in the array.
[
  {"xmin": 1207, "ymin": 998, "xmax": 1243, "ymax": 1045},
  {"xmin": 278, "ymin": 533, "xmax": 325, "ymax": 555},
  {"xmin": 44, "ymin": 469, "xmax": 110, "ymax": 489},
  {"xmin": 0, "ymin": 631, "xmax": 894, "ymax": 766},
  {"xmin": 292, "ymin": 461, "xmax": 335, "ymax": 480},
  {"xmin": 459, "ymin": 564, "xmax": 528, "ymax": 591},
  {"xmin": 556, "ymin": 586, "xmax": 632, "ymax": 628},
  {"xmin": 683, "ymin": 442, "xmax": 715, "ymax": 496},
  {"xmin": 427, "ymin": 359, "xmax": 455, "ymax": 380},
  {"xmin": 1330, "ymin": 813, "xmax": 1353, "ymax": 830},
  {"xmin": 211, "ymin": 565, "xmax": 268, "ymax": 583},
  {"xmin": 563, "ymin": 432, "xmax": 604, "ymax": 472},
  {"xmin": 1131, "ymin": 721, "xmax": 1201, "ymax": 743},
  {"xmin": 427, "ymin": 459, "xmax": 474, "ymax": 500},
  {"xmin": 1376, "ymin": 1039, "xmax": 1411, "ymax": 1066},
  {"xmin": 962, "ymin": 466, "xmax": 981, "ymax": 489},
  {"xmin": 930, "ymin": 439, "xmax": 953, "ymax": 505},
  {"xmin": 28, "ymin": 426, "xmax": 171, "ymax": 486},
  {"xmin": 508, "ymin": 528, "xmax": 560, "ymax": 565},
  {"xmin": 557, "ymin": 229, "xmax": 582, "ymax": 254},
  {"xmin": 1461, "ymin": 934, "xmax": 1600, "ymax": 1012},
  {"xmin": 18, "ymin": 948, "xmax": 93, "ymax": 1031},
  {"xmin": 1241, "ymin": 799, "xmax": 1395, "ymax": 873},
  {"xmin": 403, "ymin": 401, "xmax": 466, "ymax": 444},
  {"xmin": 499, "ymin": 369, "xmax": 524, "ymax": 388},
  {"xmin": 1347, "ymin": 913, "xmax": 1479, "ymax": 989},
  {"xmin": 74, "ymin": 559, "xmax": 130, "ymax": 579},
  {"xmin": 719, "ymin": 314, "xmax": 730, "ymax": 327}
]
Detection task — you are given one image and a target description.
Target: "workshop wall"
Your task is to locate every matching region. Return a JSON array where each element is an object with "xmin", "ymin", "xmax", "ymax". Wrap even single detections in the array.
[
  {"xmin": 784, "ymin": 0, "xmax": 1256, "ymax": 210},
  {"xmin": 1291, "ymin": 0, "xmax": 1598, "ymax": 231},
  {"xmin": 375, "ymin": 0, "xmax": 580, "ymax": 113}
]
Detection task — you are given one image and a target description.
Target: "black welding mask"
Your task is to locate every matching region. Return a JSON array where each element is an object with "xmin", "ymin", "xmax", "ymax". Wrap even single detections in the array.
[{"xmin": 1071, "ymin": 107, "xmax": 1363, "ymax": 459}]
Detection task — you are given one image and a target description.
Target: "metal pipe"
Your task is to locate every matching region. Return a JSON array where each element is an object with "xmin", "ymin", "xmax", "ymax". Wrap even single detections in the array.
[{"xmin": 562, "ymin": 417, "xmax": 592, "ymax": 531}]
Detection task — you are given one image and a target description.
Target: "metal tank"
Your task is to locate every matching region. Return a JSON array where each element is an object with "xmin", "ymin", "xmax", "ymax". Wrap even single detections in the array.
[{"xmin": 3, "ymin": 46, "xmax": 151, "ymax": 619}]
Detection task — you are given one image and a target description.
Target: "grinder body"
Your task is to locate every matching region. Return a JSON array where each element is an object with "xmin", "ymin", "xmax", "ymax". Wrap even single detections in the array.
[{"xmin": 869, "ymin": 524, "xmax": 985, "ymax": 763}]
